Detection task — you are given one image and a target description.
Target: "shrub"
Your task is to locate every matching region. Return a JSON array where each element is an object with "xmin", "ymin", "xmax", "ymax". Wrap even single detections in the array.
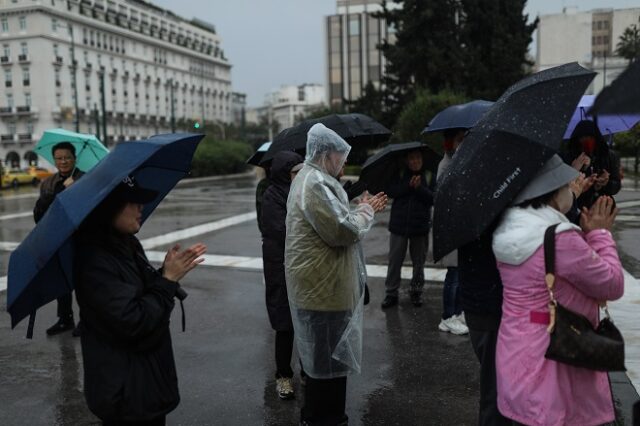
[{"xmin": 191, "ymin": 136, "xmax": 254, "ymax": 177}]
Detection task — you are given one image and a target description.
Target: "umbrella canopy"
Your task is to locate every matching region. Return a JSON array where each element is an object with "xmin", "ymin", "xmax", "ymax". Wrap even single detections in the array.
[
  {"xmin": 422, "ymin": 100, "xmax": 495, "ymax": 134},
  {"xmin": 35, "ymin": 128, "xmax": 109, "ymax": 171},
  {"xmin": 7, "ymin": 133, "xmax": 204, "ymax": 331},
  {"xmin": 260, "ymin": 113, "xmax": 391, "ymax": 164},
  {"xmin": 357, "ymin": 142, "xmax": 442, "ymax": 195},
  {"xmin": 432, "ymin": 62, "xmax": 596, "ymax": 261},
  {"xmin": 246, "ymin": 141, "xmax": 272, "ymax": 166},
  {"xmin": 590, "ymin": 59, "xmax": 640, "ymax": 115},
  {"xmin": 563, "ymin": 95, "xmax": 640, "ymax": 138}
]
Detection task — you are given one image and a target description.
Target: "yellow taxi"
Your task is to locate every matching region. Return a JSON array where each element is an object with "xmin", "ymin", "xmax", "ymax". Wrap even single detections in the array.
[
  {"xmin": 2, "ymin": 168, "xmax": 39, "ymax": 187},
  {"xmin": 26, "ymin": 166, "xmax": 54, "ymax": 181}
]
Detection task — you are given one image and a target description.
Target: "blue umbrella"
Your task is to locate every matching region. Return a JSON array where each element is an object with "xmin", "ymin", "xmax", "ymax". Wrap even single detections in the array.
[
  {"xmin": 7, "ymin": 133, "xmax": 204, "ymax": 335},
  {"xmin": 422, "ymin": 100, "xmax": 495, "ymax": 134},
  {"xmin": 563, "ymin": 95, "xmax": 640, "ymax": 139}
]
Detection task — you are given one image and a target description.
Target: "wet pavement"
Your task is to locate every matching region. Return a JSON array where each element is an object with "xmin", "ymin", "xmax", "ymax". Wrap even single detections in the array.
[{"xmin": 0, "ymin": 173, "xmax": 638, "ymax": 425}]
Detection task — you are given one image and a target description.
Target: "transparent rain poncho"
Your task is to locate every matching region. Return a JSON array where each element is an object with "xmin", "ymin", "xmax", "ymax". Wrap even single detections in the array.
[{"xmin": 285, "ymin": 124, "xmax": 374, "ymax": 378}]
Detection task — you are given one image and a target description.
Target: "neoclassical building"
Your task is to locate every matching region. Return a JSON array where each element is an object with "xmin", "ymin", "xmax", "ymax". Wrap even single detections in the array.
[{"xmin": 0, "ymin": 0, "xmax": 232, "ymax": 168}]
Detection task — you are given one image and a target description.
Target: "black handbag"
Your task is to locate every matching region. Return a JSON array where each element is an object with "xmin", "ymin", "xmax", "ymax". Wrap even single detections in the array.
[{"xmin": 543, "ymin": 224, "xmax": 626, "ymax": 372}]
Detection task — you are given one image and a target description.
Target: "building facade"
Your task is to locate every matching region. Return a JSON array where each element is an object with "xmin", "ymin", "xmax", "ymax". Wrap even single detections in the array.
[
  {"xmin": 325, "ymin": 0, "xmax": 398, "ymax": 107},
  {"xmin": 0, "ymin": 0, "xmax": 232, "ymax": 168},
  {"xmin": 536, "ymin": 6, "xmax": 640, "ymax": 95},
  {"xmin": 263, "ymin": 83, "xmax": 325, "ymax": 132}
]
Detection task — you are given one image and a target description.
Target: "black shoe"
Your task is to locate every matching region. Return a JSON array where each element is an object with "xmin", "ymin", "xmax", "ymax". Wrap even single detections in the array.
[
  {"xmin": 71, "ymin": 325, "xmax": 82, "ymax": 337},
  {"xmin": 410, "ymin": 292, "xmax": 423, "ymax": 307},
  {"xmin": 46, "ymin": 318, "xmax": 74, "ymax": 336},
  {"xmin": 381, "ymin": 296, "xmax": 398, "ymax": 309}
]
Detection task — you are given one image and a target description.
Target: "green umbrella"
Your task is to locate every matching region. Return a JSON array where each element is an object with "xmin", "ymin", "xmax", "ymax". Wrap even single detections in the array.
[{"xmin": 35, "ymin": 128, "xmax": 109, "ymax": 172}]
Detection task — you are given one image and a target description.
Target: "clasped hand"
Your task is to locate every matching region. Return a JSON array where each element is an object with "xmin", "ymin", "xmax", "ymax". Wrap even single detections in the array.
[{"xmin": 162, "ymin": 243, "xmax": 207, "ymax": 282}]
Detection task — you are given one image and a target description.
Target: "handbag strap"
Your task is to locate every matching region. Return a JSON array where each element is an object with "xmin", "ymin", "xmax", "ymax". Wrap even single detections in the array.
[{"xmin": 543, "ymin": 224, "xmax": 560, "ymax": 333}]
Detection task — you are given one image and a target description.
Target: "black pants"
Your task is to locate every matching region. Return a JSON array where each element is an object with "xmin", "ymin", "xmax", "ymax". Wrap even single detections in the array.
[
  {"xmin": 57, "ymin": 292, "xmax": 73, "ymax": 320},
  {"xmin": 468, "ymin": 326, "xmax": 512, "ymax": 426},
  {"xmin": 103, "ymin": 415, "xmax": 165, "ymax": 426},
  {"xmin": 276, "ymin": 330, "xmax": 294, "ymax": 378},
  {"xmin": 301, "ymin": 376, "xmax": 348, "ymax": 425}
]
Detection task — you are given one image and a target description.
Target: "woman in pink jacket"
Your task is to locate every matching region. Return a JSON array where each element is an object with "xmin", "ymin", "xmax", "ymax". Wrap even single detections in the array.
[{"xmin": 492, "ymin": 154, "xmax": 624, "ymax": 426}]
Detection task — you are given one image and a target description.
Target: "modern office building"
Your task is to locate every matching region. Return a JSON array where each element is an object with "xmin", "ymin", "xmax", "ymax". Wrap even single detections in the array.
[
  {"xmin": 536, "ymin": 6, "xmax": 640, "ymax": 94},
  {"xmin": 263, "ymin": 83, "xmax": 325, "ymax": 131},
  {"xmin": 325, "ymin": 0, "xmax": 399, "ymax": 107},
  {"xmin": 0, "ymin": 0, "xmax": 232, "ymax": 168}
]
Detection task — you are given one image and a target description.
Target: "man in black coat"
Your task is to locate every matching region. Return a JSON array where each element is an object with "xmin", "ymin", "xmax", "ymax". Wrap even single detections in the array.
[
  {"xmin": 381, "ymin": 149, "xmax": 433, "ymax": 308},
  {"xmin": 33, "ymin": 141, "xmax": 84, "ymax": 336},
  {"xmin": 260, "ymin": 150, "xmax": 304, "ymax": 400}
]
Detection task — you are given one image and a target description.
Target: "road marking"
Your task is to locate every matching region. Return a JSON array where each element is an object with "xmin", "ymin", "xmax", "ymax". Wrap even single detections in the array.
[
  {"xmin": 617, "ymin": 200, "xmax": 640, "ymax": 208},
  {"xmin": 0, "ymin": 193, "xmax": 39, "ymax": 201},
  {"xmin": 140, "ymin": 212, "xmax": 257, "ymax": 249},
  {"xmin": 0, "ymin": 276, "xmax": 5, "ymax": 292},
  {"xmin": 0, "ymin": 211, "xmax": 32, "ymax": 221},
  {"xmin": 0, "ymin": 242, "xmax": 19, "ymax": 251}
]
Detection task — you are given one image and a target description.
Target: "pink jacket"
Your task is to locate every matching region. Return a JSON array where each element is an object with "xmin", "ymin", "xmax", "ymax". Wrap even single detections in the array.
[{"xmin": 493, "ymin": 211, "xmax": 624, "ymax": 426}]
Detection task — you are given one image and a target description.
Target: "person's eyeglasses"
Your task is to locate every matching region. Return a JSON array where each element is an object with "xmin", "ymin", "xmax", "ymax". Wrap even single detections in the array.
[{"xmin": 54, "ymin": 156, "xmax": 74, "ymax": 162}]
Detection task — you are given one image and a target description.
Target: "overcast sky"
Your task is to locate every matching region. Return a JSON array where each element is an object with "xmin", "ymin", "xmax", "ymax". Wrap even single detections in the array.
[{"xmin": 152, "ymin": 0, "xmax": 640, "ymax": 107}]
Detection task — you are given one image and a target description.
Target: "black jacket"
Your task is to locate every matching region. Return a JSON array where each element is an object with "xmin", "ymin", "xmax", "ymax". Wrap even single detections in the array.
[
  {"xmin": 260, "ymin": 151, "xmax": 302, "ymax": 331},
  {"xmin": 34, "ymin": 168, "xmax": 84, "ymax": 223},
  {"xmin": 565, "ymin": 120, "xmax": 621, "ymax": 210},
  {"xmin": 74, "ymin": 233, "xmax": 180, "ymax": 422},
  {"xmin": 386, "ymin": 169, "xmax": 433, "ymax": 237},
  {"xmin": 458, "ymin": 228, "xmax": 503, "ymax": 329}
]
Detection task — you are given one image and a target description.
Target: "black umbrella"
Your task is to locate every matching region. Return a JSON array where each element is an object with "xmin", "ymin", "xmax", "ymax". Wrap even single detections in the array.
[
  {"xmin": 260, "ymin": 113, "xmax": 391, "ymax": 164},
  {"xmin": 590, "ymin": 59, "xmax": 640, "ymax": 115},
  {"xmin": 355, "ymin": 142, "xmax": 442, "ymax": 196},
  {"xmin": 246, "ymin": 141, "xmax": 271, "ymax": 166},
  {"xmin": 432, "ymin": 62, "xmax": 596, "ymax": 261}
]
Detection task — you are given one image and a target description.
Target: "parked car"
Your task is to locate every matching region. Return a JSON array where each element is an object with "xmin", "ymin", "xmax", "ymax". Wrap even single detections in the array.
[
  {"xmin": 2, "ymin": 168, "xmax": 39, "ymax": 187},
  {"xmin": 26, "ymin": 166, "xmax": 54, "ymax": 181}
]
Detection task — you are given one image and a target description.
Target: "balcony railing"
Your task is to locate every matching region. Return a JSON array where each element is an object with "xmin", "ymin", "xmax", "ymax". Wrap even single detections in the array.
[
  {"xmin": 0, "ymin": 107, "xmax": 14, "ymax": 115},
  {"xmin": 18, "ymin": 54, "xmax": 29, "ymax": 63},
  {"xmin": 0, "ymin": 56, "xmax": 10, "ymax": 64},
  {"xmin": 54, "ymin": 56, "xmax": 63, "ymax": 64},
  {"xmin": 18, "ymin": 133, "xmax": 32, "ymax": 141},
  {"xmin": 1, "ymin": 134, "xmax": 15, "ymax": 142},
  {"xmin": 16, "ymin": 106, "xmax": 31, "ymax": 113}
]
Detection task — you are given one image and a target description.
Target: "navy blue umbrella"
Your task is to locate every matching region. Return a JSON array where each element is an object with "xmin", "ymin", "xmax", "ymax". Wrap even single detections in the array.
[
  {"xmin": 7, "ymin": 133, "xmax": 204, "ymax": 334},
  {"xmin": 422, "ymin": 100, "xmax": 495, "ymax": 134}
]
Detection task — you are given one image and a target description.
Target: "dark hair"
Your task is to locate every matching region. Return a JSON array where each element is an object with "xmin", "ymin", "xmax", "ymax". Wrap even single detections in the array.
[
  {"xmin": 516, "ymin": 189, "xmax": 557, "ymax": 209},
  {"xmin": 52, "ymin": 142, "xmax": 76, "ymax": 158},
  {"xmin": 77, "ymin": 189, "xmax": 131, "ymax": 251},
  {"xmin": 443, "ymin": 128, "xmax": 466, "ymax": 140}
]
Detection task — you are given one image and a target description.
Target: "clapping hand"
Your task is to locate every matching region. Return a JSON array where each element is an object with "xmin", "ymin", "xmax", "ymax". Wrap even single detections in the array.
[
  {"xmin": 360, "ymin": 191, "xmax": 388, "ymax": 213},
  {"xmin": 571, "ymin": 153, "xmax": 591, "ymax": 171},
  {"xmin": 580, "ymin": 196, "xmax": 617, "ymax": 233},
  {"xmin": 162, "ymin": 243, "xmax": 207, "ymax": 282},
  {"xmin": 594, "ymin": 169, "xmax": 610, "ymax": 190},
  {"xmin": 569, "ymin": 173, "xmax": 596, "ymax": 198}
]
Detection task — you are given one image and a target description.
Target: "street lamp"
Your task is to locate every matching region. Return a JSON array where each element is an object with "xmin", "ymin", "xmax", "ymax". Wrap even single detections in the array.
[{"xmin": 58, "ymin": 22, "xmax": 80, "ymax": 132}]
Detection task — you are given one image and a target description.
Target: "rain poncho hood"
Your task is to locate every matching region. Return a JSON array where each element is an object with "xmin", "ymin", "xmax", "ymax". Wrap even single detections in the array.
[
  {"xmin": 305, "ymin": 123, "xmax": 351, "ymax": 177},
  {"xmin": 285, "ymin": 124, "xmax": 373, "ymax": 378}
]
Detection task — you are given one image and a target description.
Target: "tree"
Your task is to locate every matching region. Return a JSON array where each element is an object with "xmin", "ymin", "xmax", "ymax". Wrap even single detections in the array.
[
  {"xmin": 376, "ymin": 0, "xmax": 463, "ymax": 124},
  {"xmin": 616, "ymin": 24, "xmax": 640, "ymax": 63},
  {"xmin": 459, "ymin": 0, "xmax": 537, "ymax": 100},
  {"xmin": 393, "ymin": 88, "xmax": 469, "ymax": 144}
]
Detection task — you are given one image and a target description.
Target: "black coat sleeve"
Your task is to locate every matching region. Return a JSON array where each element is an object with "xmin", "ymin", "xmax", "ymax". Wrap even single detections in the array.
[
  {"xmin": 33, "ymin": 191, "xmax": 56, "ymax": 223},
  {"xmin": 260, "ymin": 189, "xmax": 287, "ymax": 243},
  {"xmin": 77, "ymin": 252, "xmax": 178, "ymax": 342},
  {"xmin": 385, "ymin": 177, "xmax": 411, "ymax": 199},
  {"xmin": 604, "ymin": 152, "xmax": 621, "ymax": 196}
]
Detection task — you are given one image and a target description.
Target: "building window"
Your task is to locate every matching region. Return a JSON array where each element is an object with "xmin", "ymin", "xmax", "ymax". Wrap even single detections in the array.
[
  {"xmin": 55, "ymin": 69, "xmax": 61, "ymax": 86},
  {"xmin": 22, "ymin": 68, "xmax": 29, "ymax": 86},
  {"xmin": 7, "ymin": 93, "xmax": 13, "ymax": 107},
  {"xmin": 8, "ymin": 122, "xmax": 16, "ymax": 135},
  {"xmin": 26, "ymin": 121, "xmax": 33, "ymax": 134},
  {"xmin": 3, "ymin": 44, "xmax": 9, "ymax": 58},
  {"xmin": 52, "ymin": 18, "xmax": 58, "ymax": 32},
  {"xmin": 603, "ymin": 36, "xmax": 609, "ymax": 45},
  {"xmin": 20, "ymin": 42, "xmax": 27, "ymax": 55},
  {"xmin": 19, "ymin": 16, "xmax": 26, "ymax": 31},
  {"xmin": 604, "ymin": 21, "xmax": 609, "ymax": 30},
  {"xmin": 25, "ymin": 93, "xmax": 31, "ymax": 107},
  {"xmin": 597, "ymin": 21, "xmax": 602, "ymax": 30},
  {"xmin": 5, "ymin": 69, "xmax": 12, "ymax": 87},
  {"xmin": 53, "ymin": 44, "xmax": 59, "ymax": 57},
  {"xmin": 1, "ymin": 18, "xmax": 8, "ymax": 33},
  {"xmin": 55, "ymin": 93, "xmax": 62, "ymax": 106}
]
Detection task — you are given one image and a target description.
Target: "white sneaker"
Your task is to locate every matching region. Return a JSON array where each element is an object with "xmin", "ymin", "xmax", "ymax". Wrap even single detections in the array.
[
  {"xmin": 276, "ymin": 377, "xmax": 295, "ymax": 400},
  {"xmin": 454, "ymin": 312, "xmax": 467, "ymax": 325},
  {"xmin": 438, "ymin": 317, "xmax": 469, "ymax": 335}
]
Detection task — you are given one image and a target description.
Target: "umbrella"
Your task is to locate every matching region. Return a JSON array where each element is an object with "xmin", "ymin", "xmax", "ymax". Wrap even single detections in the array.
[
  {"xmin": 563, "ymin": 95, "xmax": 640, "ymax": 138},
  {"xmin": 432, "ymin": 62, "xmax": 596, "ymax": 261},
  {"xmin": 246, "ymin": 141, "xmax": 272, "ymax": 166},
  {"xmin": 355, "ymin": 142, "xmax": 442, "ymax": 195},
  {"xmin": 7, "ymin": 133, "xmax": 204, "ymax": 335},
  {"xmin": 260, "ymin": 113, "xmax": 391, "ymax": 164},
  {"xmin": 590, "ymin": 59, "xmax": 640, "ymax": 115},
  {"xmin": 35, "ymin": 128, "xmax": 109, "ymax": 171},
  {"xmin": 422, "ymin": 100, "xmax": 495, "ymax": 134}
]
